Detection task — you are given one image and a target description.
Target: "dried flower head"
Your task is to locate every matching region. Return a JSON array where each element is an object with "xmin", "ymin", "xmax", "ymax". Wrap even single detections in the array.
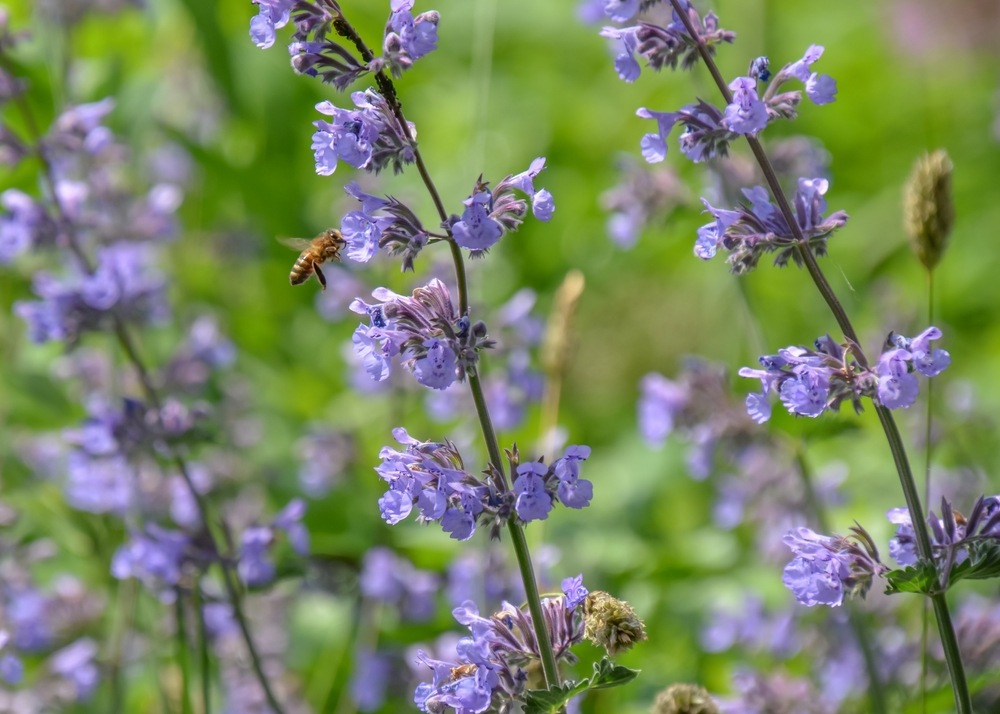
[
  {"xmin": 903, "ymin": 149, "xmax": 954, "ymax": 270},
  {"xmin": 652, "ymin": 683, "xmax": 720, "ymax": 714},
  {"xmin": 583, "ymin": 590, "xmax": 647, "ymax": 656}
]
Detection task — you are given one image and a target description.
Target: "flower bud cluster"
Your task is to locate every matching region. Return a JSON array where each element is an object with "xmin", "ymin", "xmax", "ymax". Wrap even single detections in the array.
[
  {"xmin": 375, "ymin": 428, "xmax": 592, "ymax": 539},
  {"xmin": 739, "ymin": 328, "xmax": 950, "ymax": 423}
]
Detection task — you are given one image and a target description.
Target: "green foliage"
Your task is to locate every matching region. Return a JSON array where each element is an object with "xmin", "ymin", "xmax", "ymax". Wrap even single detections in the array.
[{"xmin": 525, "ymin": 658, "xmax": 640, "ymax": 713}]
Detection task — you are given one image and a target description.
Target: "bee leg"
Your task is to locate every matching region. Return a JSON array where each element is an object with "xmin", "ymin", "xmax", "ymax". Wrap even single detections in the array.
[{"xmin": 314, "ymin": 264, "xmax": 328, "ymax": 290}]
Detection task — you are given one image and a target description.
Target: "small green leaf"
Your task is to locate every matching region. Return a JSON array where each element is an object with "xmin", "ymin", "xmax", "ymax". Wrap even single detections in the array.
[
  {"xmin": 884, "ymin": 563, "xmax": 937, "ymax": 594},
  {"xmin": 588, "ymin": 657, "xmax": 640, "ymax": 690},
  {"xmin": 524, "ymin": 680, "xmax": 589, "ymax": 714}
]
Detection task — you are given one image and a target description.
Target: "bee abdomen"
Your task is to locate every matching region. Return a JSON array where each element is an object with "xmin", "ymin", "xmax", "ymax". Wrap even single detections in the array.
[{"xmin": 289, "ymin": 256, "xmax": 314, "ymax": 285}]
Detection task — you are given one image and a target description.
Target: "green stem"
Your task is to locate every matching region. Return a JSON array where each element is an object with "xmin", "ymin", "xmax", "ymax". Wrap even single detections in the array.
[
  {"xmin": 193, "ymin": 582, "xmax": 213, "ymax": 714},
  {"xmin": 666, "ymin": 3, "xmax": 970, "ymax": 710},
  {"xmin": 176, "ymin": 592, "xmax": 195, "ymax": 714},
  {"xmin": 332, "ymin": 7, "xmax": 560, "ymax": 690}
]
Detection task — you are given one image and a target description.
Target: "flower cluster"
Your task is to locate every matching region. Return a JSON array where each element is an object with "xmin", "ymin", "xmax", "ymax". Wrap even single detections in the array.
[
  {"xmin": 414, "ymin": 592, "xmax": 583, "ymax": 712},
  {"xmin": 351, "ymin": 278, "xmax": 493, "ymax": 390},
  {"xmin": 311, "ymin": 90, "xmax": 416, "ymax": 176},
  {"xmin": 632, "ymin": 44, "xmax": 836, "ymax": 167},
  {"xmin": 739, "ymin": 328, "xmax": 950, "ymax": 423},
  {"xmin": 375, "ymin": 429, "xmax": 592, "ymax": 540},
  {"xmin": 693, "ymin": 178, "xmax": 848, "ymax": 273},
  {"xmin": 889, "ymin": 495, "xmax": 1000, "ymax": 588},
  {"xmin": 598, "ymin": 1, "xmax": 735, "ymax": 79},
  {"xmin": 449, "ymin": 157, "xmax": 555, "ymax": 252},
  {"xmin": 782, "ymin": 526, "xmax": 886, "ymax": 607}
]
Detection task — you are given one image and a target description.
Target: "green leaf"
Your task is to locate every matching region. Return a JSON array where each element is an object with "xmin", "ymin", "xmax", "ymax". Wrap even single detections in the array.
[
  {"xmin": 884, "ymin": 563, "xmax": 937, "ymax": 594},
  {"xmin": 587, "ymin": 657, "xmax": 640, "ymax": 690},
  {"xmin": 523, "ymin": 659, "xmax": 640, "ymax": 713}
]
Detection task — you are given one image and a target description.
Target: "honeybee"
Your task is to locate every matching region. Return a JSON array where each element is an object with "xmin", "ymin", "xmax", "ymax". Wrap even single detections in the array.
[{"xmin": 279, "ymin": 229, "xmax": 346, "ymax": 290}]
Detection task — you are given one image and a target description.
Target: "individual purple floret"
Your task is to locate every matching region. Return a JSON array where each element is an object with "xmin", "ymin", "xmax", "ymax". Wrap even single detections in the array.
[
  {"xmin": 782, "ymin": 526, "xmax": 884, "ymax": 607},
  {"xmin": 739, "ymin": 329, "xmax": 950, "ymax": 422},
  {"xmin": 50, "ymin": 638, "xmax": 100, "ymax": 701},
  {"xmin": 694, "ymin": 178, "xmax": 848, "ymax": 272},
  {"xmin": 311, "ymin": 90, "xmax": 416, "ymax": 176},
  {"xmin": 450, "ymin": 157, "xmax": 554, "ymax": 253},
  {"xmin": 350, "ymin": 278, "xmax": 494, "ymax": 390},
  {"xmin": 561, "ymin": 574, "xmax": 589, "ymax": 611},
  {"xmin": 249, "ymin": 0, "xmax": 294, "ymax": 49},
  {"xmin": 237, "ymin": 499, "xmax": 310, "ymax": 587},
  {"xmin": 111, "ymin": 525, "xmax": 192, "ymax": 600}
]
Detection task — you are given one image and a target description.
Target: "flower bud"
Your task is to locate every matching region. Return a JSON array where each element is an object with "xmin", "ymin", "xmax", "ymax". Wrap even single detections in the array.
[
  {"xmin": 903, "ymin": 149, "xmax": 954, "ymax": 270},
  {"xmin": 651, "ymin": 683, "xmax": 720, "ymax": 714},
  {"xmin": 582, "ymin": 590, "xmax": 647, "ymax": 656}
]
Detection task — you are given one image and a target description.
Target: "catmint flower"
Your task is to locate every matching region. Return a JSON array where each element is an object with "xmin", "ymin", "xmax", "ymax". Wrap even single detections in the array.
[
  {"xmin": 111, "ymin": 525, "xmax": 192, "ymax": 601},
  {"xmin": 311, "ymin": 90, "xmax": 416, "ymax": 176},
  {"xmin": 381, "ymin": 0, "xmax": 440, "ymax": 77},
  {"xmin": 238, "ymin": 499, "xmax": 309, "ymax": 586},
  {"xmin": 249, "ymin": 0, "xmax": 294, "ymax": 49},
  {"xmin": 450, "ymin": 158, "xmax": 553, "ymax": 253},
  {"xmin": 723, "ymin": 77, "xmax": 768, "ymax": 135},
  {"xmin": 598, "ymin": 26, "xmax": 641, "ymax": 82},
  {"xmin": 414, "ymin": 598, "xmax": 582, "ymax": 711},
  {"xmin": 15, "ymin": 242, "xmax": 168, "ymax": 345},
  {"xmin": 0, "ymin": 189, "xmax": 57, "ymax": 263},
  {"xmin": 889, "ymin": 496, "xmax": 1000, "ymax": 588},
  {"xmin": 782, "ymin": 526, "xmax": 885, "ymax": 607},
  {"xmin": 637, "ymin": 100, "xmax": 732, "ymax": 164},
  {"xmin": 582, "ymin": 590, "xmax": 647, "ymax": 656},
  {"xmin": 601, "ymin": 155, "xmax": 687, "ymax": 248},
  {"xmin": 50, "ymin": 638, "xmax": 100, "ymax": 701},
  {"xmin": 376, "ymin": 429, "xmax": 593, "ymax": 538},
  {"xmin": 350, "ymin": 279, "xmax": 493, "ymax": 389},
  {"xmin": 360, "ymin": 546, "xmax": 438, "ymax": 621},
  {"xmin": 341, "ymin": 179, "xmax": 431, "ymax": 268},
  {"xmin": 296, "ymin": 427, "xmax": 354, "ymax": 497},
  {"xmin": 694, "ymin": 179, "xmax": 848, "ymax": 272},
  {"xmin": 740, "ymin": 329, "xmax": 950, "ymax": 422},
  {"xmin": 610, "ymin": 3, "xmax": 735, "ymax": 75},
  {"xmin": 759, "ymin": 44, "xmax": 838, "ymax": 121},
  {"xmin": 561, "ymin": 574, "xmax": 588, "ymax": 611}
]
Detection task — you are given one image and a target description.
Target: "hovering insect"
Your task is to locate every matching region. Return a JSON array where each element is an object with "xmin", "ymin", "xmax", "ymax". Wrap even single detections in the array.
[{"xmin": 279, "ymin": 229, "xmax": 346, "ymax": 290}]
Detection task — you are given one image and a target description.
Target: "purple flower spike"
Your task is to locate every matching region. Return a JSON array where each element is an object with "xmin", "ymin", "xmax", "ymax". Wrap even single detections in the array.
[{"xmin": 782, "ymin": 527, "xmax": 883, "ymax": 607}]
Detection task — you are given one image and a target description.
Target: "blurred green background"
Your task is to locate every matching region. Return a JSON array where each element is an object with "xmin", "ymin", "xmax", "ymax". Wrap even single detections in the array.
[{"xmin": 2, "ymin": 0, "xmax": 1000, "ymax": 711}]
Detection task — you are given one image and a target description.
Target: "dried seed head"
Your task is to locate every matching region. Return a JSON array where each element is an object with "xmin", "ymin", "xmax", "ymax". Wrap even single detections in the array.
[
  {"xmin": 903, "ymin": 149, "xmax": 954, "ymax": 270},
  {"xmin": 583, "ymin": 590, "xmax": 647, "ymax": 656},
  {"xmin": 651, "ymin": 683, "xmax": 720, "ymax": 714}
]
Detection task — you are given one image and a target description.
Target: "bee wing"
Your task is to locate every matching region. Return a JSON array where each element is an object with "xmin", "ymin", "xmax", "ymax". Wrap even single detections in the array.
[{"xmin": 277, "ymin": 236, "xmax": 313, "ymax": 251}]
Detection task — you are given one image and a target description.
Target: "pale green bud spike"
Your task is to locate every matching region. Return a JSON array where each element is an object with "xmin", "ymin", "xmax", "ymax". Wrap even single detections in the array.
[{"xmin": 903, "ymin": 149, "xmax": 954, "ymax": 271}]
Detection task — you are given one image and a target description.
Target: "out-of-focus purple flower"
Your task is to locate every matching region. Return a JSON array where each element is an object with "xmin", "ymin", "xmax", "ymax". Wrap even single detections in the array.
[
  {"xmin": 782, "ymin": 526, "xmax": 884, "ymax": 607},
  {"xmin": 6, "ymin": 589, "xmax": 53, "ymax": 652},
  {"xmin": 238, "ymin": 526, "xmax": 276, "ymax": 587},
  {"xmin": 296, "ymin": 427, "xmax": 354, "ymax": 497},
  {"xmin": 50, "ymin": 638, "xmax": 100, "ymax": 701},
  {"xmin": 111, "ymin": 525, "xmax": 191, "ymax": 600},
  {"xmin": 598, "ymin": 26, "xmax": 641, "ymax": 82},
  {"xmin": 350, "ymin": 648, "xmax": 393, "ymax": 712},
  {"xmin": 359, "ymin": 546, "xmax": 438, "ymax": 621},
  {"xmin": 638, "ymin": 372, "xmax": 689, "ymax": 444}
]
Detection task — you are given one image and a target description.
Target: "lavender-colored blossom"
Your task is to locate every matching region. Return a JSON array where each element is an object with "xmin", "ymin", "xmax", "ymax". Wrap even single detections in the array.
[
  {"xmin": 249, "ymin": 0, "xmax": 294, "ymax": 49},
  {"xmin": 50, "ymin": 638, "xmax": 100, "ymax": 701},
  {"xmin": 359, "ymin": 546, "xmax": 437, "ymax": 621},
  {"xmin": 637, "ymin": 100, "xmax": 732, "ymax": 164},
  {"xmin": 724, "ymin": 77, "xmax": 769, "ymax": 135},
  {"xmin": 350, "ymin": 279, "xmax": 492, "ymax": 389},
  {"xmin": 694, "ymin": 178, "xmax": 848, "ymax": 272},
  {"xmin": 782, "ymin": 527, "xmax": 884, "ymax": 607},
  {"xmin": 381, "ymin": 0, "xmax": 439, "ymax": 76},
  {"xmin": 350, "ymin": 649, "xmax": 393, "ymax": 712},
  {"xmin": 598, "ymin": 26, "xmax": 641, "ymax": 82},
  {"xmin": 561, "ymin": 574, "xmax": 588, "ymax": 611},
  {"xmin": 311, "ymin": 90, "xmax": 416, "ymax": 176},
  {"xmin": 239, "ymin": 526, "xmax": 276, "ymax": 587},
  {"xmin": 6, "ymin": 589, "xmax": 53, "ymax": 651},
  {"xmin": 111, "ymin": 525, "xmax": 191, "ymax": 599},
  {"xmin": 513, "ymin": 462, "xmax": 553, "ymax": 522},
  {"xmin": 452, "ymin": 190, "xmax": 502, "ymax": 250},
  {"xmin": 609, "ymin": 4, "xmax": 735, "ymax": 75}
]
